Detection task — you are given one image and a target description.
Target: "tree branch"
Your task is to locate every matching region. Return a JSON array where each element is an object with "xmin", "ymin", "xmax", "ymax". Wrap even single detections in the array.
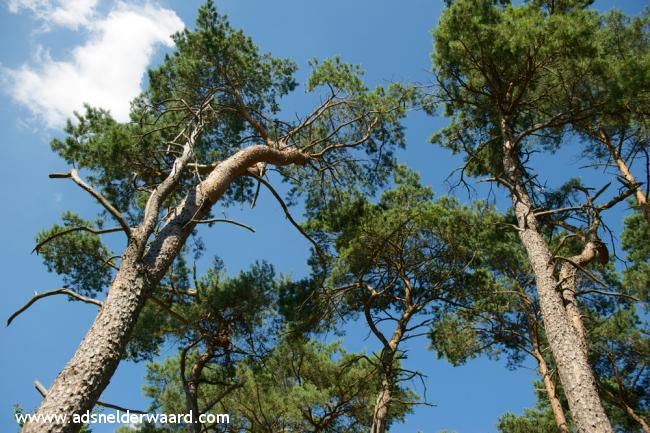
[
  {"xmin": 246, "ymin": 172, "xmax": 325, "ymax": 263},
  {"xmin": 50, "ymin": 170, "xmax": 131, "ymax": 237},
  {"xmin": 574, "ymin": 289, "xmax": 640, "ymax": 302},
  {"xmin": 554, "ymin": 256, "xmax": 608, "ymax": 288},
  {"xmin": 32, "ymin": 226, "xmax": 126, "ymax": 254},
  {"xmin": 190, "ymin": 218, "xmax": 255, "ymax": 233},
  {"xmin": 7, "ymin": 288, "xmax": 102, "ymax": 326}
]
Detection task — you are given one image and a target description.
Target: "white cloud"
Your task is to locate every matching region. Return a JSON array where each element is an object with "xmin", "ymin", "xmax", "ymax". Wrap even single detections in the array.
[
  {"xmin": 8, "ymin": 0, "xmax": 99, "ymax": 30},
  {"xmin": 3, "ymin": 1, "xmax": 184, "ymax": 128}
]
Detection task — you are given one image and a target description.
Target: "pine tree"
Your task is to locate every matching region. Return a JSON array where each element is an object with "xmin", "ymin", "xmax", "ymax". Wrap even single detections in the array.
[{"xmin": 11, "ymin": 2, "xmax": 410, "ymax": 432}]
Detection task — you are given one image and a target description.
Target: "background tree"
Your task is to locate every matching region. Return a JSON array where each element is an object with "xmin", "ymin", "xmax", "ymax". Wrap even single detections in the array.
[
  {"xmin": 306, "ymin": 168, "xmax": 498, "ymax": 433},
  {"xmin": 570, "ymin": 9, "xmax": 650, "ymax": 224},
  {"xmin": 428, "ymin": 207, "xmax": 572, "ymax": 433},
  {"xmin": 428, "ymin": 1, "xmax": 645, "ymax": 430},
  {"xmin": 9, "ymin": 2, "xmax": 410, "ymax": 432},
  {"xmin": 117, "ymin": 338, "xmax": 415, "ymax": 433}
]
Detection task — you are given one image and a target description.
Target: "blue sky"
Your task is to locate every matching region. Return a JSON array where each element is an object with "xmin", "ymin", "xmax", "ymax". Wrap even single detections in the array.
[{"xmin": 0, "ymin": 1, "xmax": 647, "ymax": 432}]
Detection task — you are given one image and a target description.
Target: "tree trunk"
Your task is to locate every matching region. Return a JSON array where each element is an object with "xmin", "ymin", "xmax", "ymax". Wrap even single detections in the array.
[
  {"xmin": 501, "ymin": 122, "xmax": 614, "ymax": 433},
  {"xmin": 560, "ymin": 237, "xmax": 650, "ymax": 433},
  {"xmin": 182, "ymin": 342, "xmax": 214, "ymax": 433},
  {"xmin": 369, "ymin": 306, "xmax": 414, "ymax": 433},
  {"xmin": 558, "ymin": 240, "xmax": 601, "ymax": 357},
  {"xmin": 21, "ymin": 145, "xmax": 309, "ymax": 433},
  {"xmin": 371, "ymin": 365, "xmax": 394, "ymax": 433},
  {"xmin": 21, "ymin": 247, "xmax": 149, "ymax": 433},
  {"xmin": 534, "ymin": 348, "xmax": 570, "ymax": 433}
]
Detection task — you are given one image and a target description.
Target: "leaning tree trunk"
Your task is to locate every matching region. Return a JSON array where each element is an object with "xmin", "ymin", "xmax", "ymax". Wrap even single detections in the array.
[
  {"xmin": 181, "ymin": 342, "xmax": 215, "ymax": 433},
  {"xmin": 21, "ymin": 145, "xmax": 309, "ymax": 433},
  {"xmin": 501, "ymin": 122, "xmax": 614, "ymax": 433},
  {"xmin": 559, "ymin": 236, "xmax": 650, "ymax": 433},
  {"xmin": 21, "ymin": 247, "xmax": 150, "ymax": 433}
]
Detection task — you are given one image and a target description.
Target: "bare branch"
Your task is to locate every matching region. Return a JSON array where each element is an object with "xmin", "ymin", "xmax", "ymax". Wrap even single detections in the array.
[
  {"xmin": 575, "ymin": 289, "xmax": 641, "ymax": 302},
  {"xmin": 7, "ymin": 288, "xmax": 102, "ymax": 326},
  {"xmin": 554, "ymin": 256, "xmax": 608, "ymax": 288},
  {"xmin": 50, "ymin": 170, "xmax": 131, "ymax": 237},
  {"xmin": 191, "ymin": 218, "xmax": 255, "ymax": 233},
  {"xmin": 32, "ymin": 226, "xmax": 126, "ymax": 254},
  {"xmin": 247, "ymin": 172, "xmax": 325, "ymax": 263}
]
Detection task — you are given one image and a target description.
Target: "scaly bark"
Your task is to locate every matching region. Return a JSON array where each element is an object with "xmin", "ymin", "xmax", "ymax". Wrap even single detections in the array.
[
  {"xmin": 558, "ymin": 239, "xmax": 602, "ymax": 357},
  {"xmin": 500, "ymin": 118, "xmax": 614, "ymax": 433},
  {"xmin": 21, "ymin": 145, "xmax": 309, "ymax": 433},
  {"xmin": 528, "ymin": 301, "xmax": 570, "ymax": 433}
]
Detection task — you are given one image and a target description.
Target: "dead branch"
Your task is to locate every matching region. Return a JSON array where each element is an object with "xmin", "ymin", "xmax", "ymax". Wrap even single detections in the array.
[
  {"xmin": 32, "ymin": 226, "xmax": 126, "ymax": 254},
  {"xmin": 574, "ymin": 289, "xmax": 641, "ymax": 302},
  {"xmin": 7, "ymin": 288, "xmax": 102, "ymax": 326},
  {"xmin": 190, "ymin": 218, "xmax": 255, "ymax": 233},
  {"xmin": 554, "ymin": 256, "xmax": 608, "ymax": 288},
  {"xmin": 49, "ymin": 170, "xmax": 131, "ymax": 236},
  {"xmin": 246, "ymin": 172, "xmax": 325, "ymax": 263}
]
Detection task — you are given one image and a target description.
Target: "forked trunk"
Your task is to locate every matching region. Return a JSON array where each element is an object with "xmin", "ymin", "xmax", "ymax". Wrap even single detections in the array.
[
  {"xmin": 369, "ymin": 306, "xmax": 414, "ymax": 433},
  {"xmin": 21, "ymin": 145, "xmax": 309, "ymax": 433},
  {"xmin": 501, "ymin": 122, "xmax": 614, "ymax": 433}
]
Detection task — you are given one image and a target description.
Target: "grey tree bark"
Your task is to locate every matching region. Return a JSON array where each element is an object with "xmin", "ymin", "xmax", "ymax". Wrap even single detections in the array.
[{"xmin": 500, "ymin": 118, "xmax": 614, "ymax": 433}]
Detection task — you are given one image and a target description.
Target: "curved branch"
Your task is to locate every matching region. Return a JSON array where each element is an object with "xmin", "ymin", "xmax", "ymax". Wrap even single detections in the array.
[
  {"xmin": 50, "ymin": 170, "xmax": 131, "ymax": 237},
  {"xmin": 32, "ymin": 226, "xmax": 126, "ymax": 254},
  {"xmin": 575, "ymin": 289, "xmax": 640, "ymax": 302},
  {"xmin": 191, "ymin": 218, "xmax": 255, "ymax": 233},
  {"xmin": 7, "ymin": 288, "xmax": 102, "ymax": 326},
  {"xmin": 246, "ymin": 172, "xmax": 325, "ymax": 263}
]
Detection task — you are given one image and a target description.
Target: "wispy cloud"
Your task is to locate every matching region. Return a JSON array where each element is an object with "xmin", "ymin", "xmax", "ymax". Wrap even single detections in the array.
[
  {"xmin": 8, "ymin": 0, "xmax": 99, "ymax": 30},
  {"xmin": 2, "ymin": 1, "xmax": 184, "ymax": 128}
]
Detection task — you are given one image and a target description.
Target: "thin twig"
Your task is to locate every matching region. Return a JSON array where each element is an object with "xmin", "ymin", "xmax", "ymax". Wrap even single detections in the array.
[
  {"xmin": 246, "ymin": 172, "xmax": 325, "ymax": 264},
  {"xmin": 575, "ymin": 289, "xmax": 641, "ymax": 302},
  {"xmin": 148, "ymin": 295, "xmax": 193, "ymax": 326}
]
